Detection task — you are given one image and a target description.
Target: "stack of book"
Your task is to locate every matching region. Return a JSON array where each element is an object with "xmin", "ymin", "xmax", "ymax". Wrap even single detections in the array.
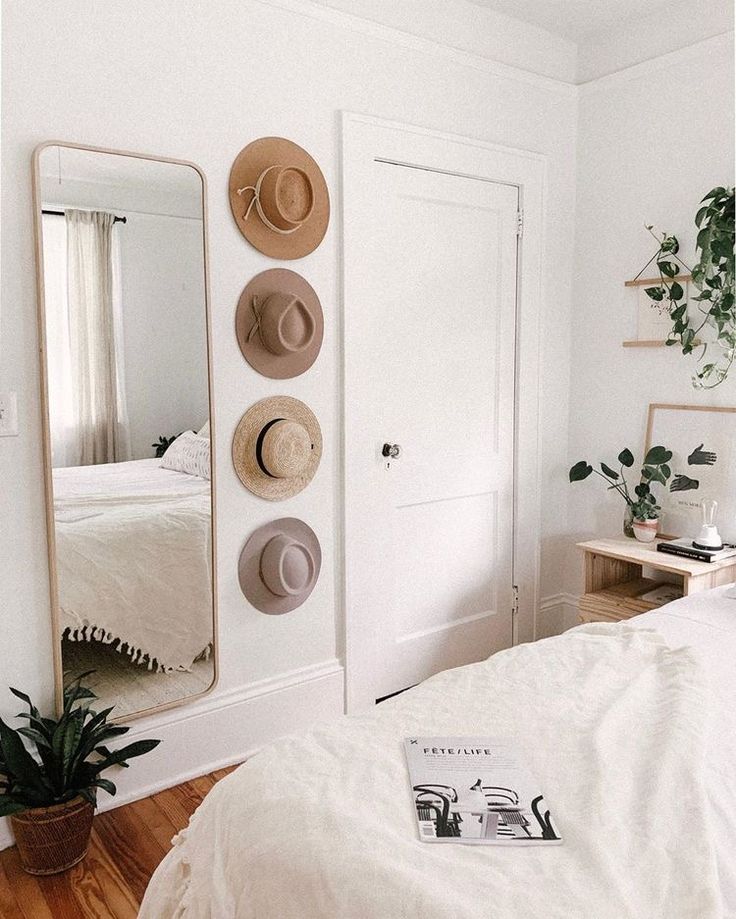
[{"xmin": 658, "ymin": 538, "xmax": 736, "ymax": 564}]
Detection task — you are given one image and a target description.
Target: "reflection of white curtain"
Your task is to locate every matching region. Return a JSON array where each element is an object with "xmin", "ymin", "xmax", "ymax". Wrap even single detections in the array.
[{"xmin": 43, "ymin": 211, "xmax": 130, "ymax": 466}]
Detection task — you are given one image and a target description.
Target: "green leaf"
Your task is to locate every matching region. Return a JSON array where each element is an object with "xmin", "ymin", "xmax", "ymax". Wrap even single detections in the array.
[
  {"xmin": 9, "ymin": 688, "xmax": 33, "ymax": 709},
  {"xmin": 16, "ymin": 727, "xmax": 51, "ymax": 749},
  {"xmin": 62, "ymin": 672, "xmax": 97, "ymax": 711},
  {"xmin": 93, "ymin": 739, "xmax": 161, "ymax": 772},
  {"xmin": 92, "ymin": 778, "xmax": 117, "ymax": 797},
  {"xmin": 644, "ymin": 286, "xmax": 665, "ymax": 302},
  {"xmin": 618, "ymin": 448, "xmax": 634, "ymax": 468},
  {"xmin": 600, "ymin": 463, "xmax": 619, "ymax": 479},
  {"xmin": 669, "ymin": 281, "xmax": 684, "ymax": 301},
  {"xmin": 51, "ymin": 713, "xmax": 84, "ymax": 788},
  {"xmin": 0, "ymin": 798, "xmax": 27, "ymax": 817},
  {"xmin": 569, "ymin": 461, "xmax": 593, "ymax": 482},
  {"xmin": 0, "ymin": 719, "xmax": 46, "ymax": 792},
  {"xmin": 658, "ymin": 260, "xmax": 677, "ymax": 278},
  {"xmin": 645, "ymin": 445, "xmax": 672, "ymax": 464},
  {"xmin": 78, "ymin": 787, "xmax": 97, "ymax": 807},
  {"xmin": 661, "ymin": 235, "xmax": 679, "ymax": 254},
  {"xmin": 82, "ymin": 707, "xmax": 116, "ymax": 738}
]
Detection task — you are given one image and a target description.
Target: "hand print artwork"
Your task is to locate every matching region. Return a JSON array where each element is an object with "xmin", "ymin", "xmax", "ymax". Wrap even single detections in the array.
[
  {"xmin": 688, "ymin": 444, "xmax": 717, "ymax": 466},
  {"xmin": 646, "ymin": 404, "xmax": 736, "ymax": 542},
  {"xmin": 670, "ymin": 474, "xmax": 700, "ymax": 492}
]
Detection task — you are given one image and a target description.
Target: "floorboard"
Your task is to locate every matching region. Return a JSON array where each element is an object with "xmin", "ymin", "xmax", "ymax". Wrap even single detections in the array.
[{"xmin": 0, "ymin": 765, "xmax": 239, "ymax": 918}]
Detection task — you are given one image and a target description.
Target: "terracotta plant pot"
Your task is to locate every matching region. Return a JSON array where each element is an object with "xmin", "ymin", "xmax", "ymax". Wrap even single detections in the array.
[
  {"xmin": 633, "ymin": 518, "xmax": 659, "ymax": 543},
  {"xmin": 10, "ymin": 796, "xmax": 94, "ymax": 875}
]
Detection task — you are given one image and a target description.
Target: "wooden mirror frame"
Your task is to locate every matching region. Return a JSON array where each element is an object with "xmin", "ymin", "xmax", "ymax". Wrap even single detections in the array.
[{"xmin": 31, "ymin": 141, "xmax": 218, "ymax": 722}]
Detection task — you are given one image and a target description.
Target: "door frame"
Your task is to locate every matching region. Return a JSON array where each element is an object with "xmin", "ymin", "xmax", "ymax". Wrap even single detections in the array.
[{"xmin": 341, "ymin": 112, "xmax": 545, "ymax": 713}]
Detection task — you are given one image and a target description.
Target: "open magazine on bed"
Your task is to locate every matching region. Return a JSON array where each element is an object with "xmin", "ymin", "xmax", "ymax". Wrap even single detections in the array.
[{"xmin": 405, "ymin": 737, "xmax": 562, "ymax": 845}]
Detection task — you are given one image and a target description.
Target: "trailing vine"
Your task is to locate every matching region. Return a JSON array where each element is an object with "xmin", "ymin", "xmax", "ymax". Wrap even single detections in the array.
[{"xmin": 644, "ymin": 186, "xmax": 735, "ymax": 389}]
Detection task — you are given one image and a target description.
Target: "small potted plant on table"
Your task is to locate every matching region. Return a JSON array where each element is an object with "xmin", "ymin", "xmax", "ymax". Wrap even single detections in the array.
[
  {"xmin": 0, "ymin": 673, "xmax": 160, "ymax": 875},
  {"xmin": 569, "ymin": 445, "xmax": 673, "ymax": 540}
]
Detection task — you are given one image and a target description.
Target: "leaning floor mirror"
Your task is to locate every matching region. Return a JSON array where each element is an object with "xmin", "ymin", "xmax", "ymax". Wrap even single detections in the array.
[{"xmin": 32, "ymin": 142, "xmax": 217, "ymax": 721}]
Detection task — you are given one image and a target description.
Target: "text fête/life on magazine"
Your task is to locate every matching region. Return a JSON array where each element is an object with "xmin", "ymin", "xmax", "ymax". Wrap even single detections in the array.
[{"xmin": 405, "ymin": 737, "xmax": 562, "ymax": 845}]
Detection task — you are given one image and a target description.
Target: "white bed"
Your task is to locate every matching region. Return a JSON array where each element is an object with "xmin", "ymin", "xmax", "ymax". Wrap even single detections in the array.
[
  {"xmin": 54, "ymin": 458, "xmax": 213, "ymax": 673},
  {"xmin": 140, "ymin": 587, "xmax": 735, "ymax": 919}
]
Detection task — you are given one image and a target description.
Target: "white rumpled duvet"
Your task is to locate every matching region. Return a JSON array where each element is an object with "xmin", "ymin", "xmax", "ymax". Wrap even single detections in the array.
[
  {"xmin": 54, "ymin": 458, "xmax": 213, "ymax": 672},
  {"xmin": 140, "ymin": 617, "xmax": 726, "ymax": 919}
]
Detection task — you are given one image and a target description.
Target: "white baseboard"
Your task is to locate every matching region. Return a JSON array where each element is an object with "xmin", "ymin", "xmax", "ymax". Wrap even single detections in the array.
[
  {"xmin": 0, "ymin": 658, "xmax": 344, "ymax": 851},
  {"xmin": 536, "ymin": 593, "xmax": 580, "ymax": 638}
]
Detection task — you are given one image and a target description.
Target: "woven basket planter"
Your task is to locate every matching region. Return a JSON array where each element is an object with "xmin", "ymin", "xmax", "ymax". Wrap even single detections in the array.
[{"xmin": 10, "ymin": 796, "xmax": 94, "ymax": 875}]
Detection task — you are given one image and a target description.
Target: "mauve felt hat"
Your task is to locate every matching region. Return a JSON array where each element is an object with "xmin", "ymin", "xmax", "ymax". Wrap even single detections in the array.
[
  {"xmin": 236, "ymin": 269, "xmax": 324, "ymax": 379},
  {"xmin": 239, "ymin": 517, "xmax": 321, "ymax": 614},
  {"xmin": 228, "ymin": 137, "xmax": 330, "ymax": 260},
  {"xmin": 232, "ymin": 396, "xmax": 322, "ymax": 501}
]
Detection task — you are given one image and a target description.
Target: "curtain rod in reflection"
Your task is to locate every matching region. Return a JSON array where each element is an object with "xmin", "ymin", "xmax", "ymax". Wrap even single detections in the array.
[{"xmin": 42, "ymin": 208, "xmax": 127, "ymax": 224}]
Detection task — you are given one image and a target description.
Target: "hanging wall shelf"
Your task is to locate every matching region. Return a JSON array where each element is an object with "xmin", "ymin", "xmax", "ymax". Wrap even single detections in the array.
[
  {"xmin": 622, "ymin": 273, "xmax": 695, "ymax": 347},
  {"xmin": 624, "ymin": 274, "xmax": 692, "ymax": 288},
  {"xmin": 623, "ymin": 241, "xmax": 693, "ymax": 347}
]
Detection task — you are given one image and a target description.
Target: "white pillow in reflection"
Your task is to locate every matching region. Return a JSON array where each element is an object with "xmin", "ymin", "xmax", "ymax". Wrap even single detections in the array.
[
  {"xmin": 197, "ymin": 420, "xmax": 210, "ymax": 438},
  {"xmin": 161, "ymin": 431, "xmax": 210, "ymax": 480}
]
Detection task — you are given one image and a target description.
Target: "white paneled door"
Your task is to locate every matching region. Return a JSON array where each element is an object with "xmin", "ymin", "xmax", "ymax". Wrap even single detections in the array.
[{"xmin": 344, "ymin": 120, "xmax": 521, "ymax": 711}]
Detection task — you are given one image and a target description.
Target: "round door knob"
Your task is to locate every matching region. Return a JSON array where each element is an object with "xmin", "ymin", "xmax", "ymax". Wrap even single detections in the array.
[{"xmin": 382, "ymin": 443, "xmax": 401, "ymax": 459}]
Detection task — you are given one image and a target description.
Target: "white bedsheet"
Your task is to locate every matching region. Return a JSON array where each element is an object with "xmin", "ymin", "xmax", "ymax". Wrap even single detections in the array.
[
  {"xmin": 140, "ymin": 604, "xmax": 730, "ymax": 919},
  {"xmin": 54, "ymin": 459, "xmax": 213, "ymax": 672},
  {"xmin": 627, "ymin": 586, "xmax": 736, "ymax": 917}
]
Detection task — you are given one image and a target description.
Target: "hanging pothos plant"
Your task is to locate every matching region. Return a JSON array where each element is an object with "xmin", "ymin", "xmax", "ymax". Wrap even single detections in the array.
[{"xmin": 644, "ymin": 186, "xmax": 735, "ymax": 389}]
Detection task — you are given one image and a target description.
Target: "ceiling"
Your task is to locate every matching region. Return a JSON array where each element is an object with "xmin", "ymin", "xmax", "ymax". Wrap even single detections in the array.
[{"xmin": 467, "ymin": 0, "xmax": 681, "ymax": 41}]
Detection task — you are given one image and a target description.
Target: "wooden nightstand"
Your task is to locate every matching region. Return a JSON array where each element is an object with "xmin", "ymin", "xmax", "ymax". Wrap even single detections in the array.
[{"xmin": 577, "ymin": 537, "xmax": 736, "ymax": 624}]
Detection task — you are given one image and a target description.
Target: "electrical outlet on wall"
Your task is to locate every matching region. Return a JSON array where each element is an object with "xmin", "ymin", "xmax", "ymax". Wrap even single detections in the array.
[{"xmin": 0, "ymin": 391, "xmax": 19, "ymax": 436}]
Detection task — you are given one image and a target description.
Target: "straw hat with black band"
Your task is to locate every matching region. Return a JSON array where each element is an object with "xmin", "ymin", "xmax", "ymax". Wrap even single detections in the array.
[
  {"xmin": 236, "ymin": 269, "xmax": 323, "ymax": 379},
  {"xmin": 238, "ymin": 517, "xmax": 321, "ymax": 614},
  {"xmin": 229, "ymin": 137, "xmax": 330, "ymax": 260},
  {"xmin": 232, "ymin": 396, "xmax": 322, "ymax": 500}
]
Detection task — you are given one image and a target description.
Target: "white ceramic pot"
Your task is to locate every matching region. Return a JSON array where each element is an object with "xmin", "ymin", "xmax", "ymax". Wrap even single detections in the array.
[{"xmin": 633, "ymin": 518, "xmax": 659, "ymax": 543}]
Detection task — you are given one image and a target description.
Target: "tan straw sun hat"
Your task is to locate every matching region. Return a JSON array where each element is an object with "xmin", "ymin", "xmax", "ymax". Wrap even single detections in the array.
[
  {"xmin": 236, "ymin": 269, "xmax": 323, "ymax": 379},
  {"xmin": 229, "ymin": 137, "xmax": 330, "ymax": 260},
  {"xmin": 238, "ymin": 517, "xmax": 321, "ymax": 614},
  {"xmin": 232, "ymin": 396, "xmax": 322, "ymax": 500}
]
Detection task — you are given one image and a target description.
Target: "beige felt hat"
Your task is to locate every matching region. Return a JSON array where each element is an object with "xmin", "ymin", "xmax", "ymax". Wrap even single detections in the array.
[
  {"xmin": 238, "ymin": 517, "xmax": 321, "ymax": 614},
  {"xmin": 236, "ymin": 269, "xmax": 323, "ymax": 379},
  {"xmin": 229, "ymin": 137, "xmax": 330, "ymax": 260},
  {"xmin": 232, "ymin": 396, "xmax": 322, "ymax": 500}
]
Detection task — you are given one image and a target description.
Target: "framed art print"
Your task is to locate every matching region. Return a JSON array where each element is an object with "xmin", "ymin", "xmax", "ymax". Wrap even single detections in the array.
[{"xmin": 645, "ymin": 404, "xmax": 736, "ymax": 542}]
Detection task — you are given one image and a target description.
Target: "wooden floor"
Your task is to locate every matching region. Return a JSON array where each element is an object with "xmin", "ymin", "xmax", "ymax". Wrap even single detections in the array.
[{"xmin": 0, "ymin": 766, "xmax": 237, "ymax": 919}]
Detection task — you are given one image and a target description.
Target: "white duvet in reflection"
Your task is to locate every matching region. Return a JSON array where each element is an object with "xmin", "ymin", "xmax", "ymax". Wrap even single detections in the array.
[{"xmin": 53, "ymin": 458, "xmax": 212, "ymax": 672}]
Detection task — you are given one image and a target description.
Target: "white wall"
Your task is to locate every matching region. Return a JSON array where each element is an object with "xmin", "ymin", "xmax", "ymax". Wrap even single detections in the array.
[
  {"xmin": 118, "ymin": 213, "xmax": 209, "ymax": 458},
  {"xmin": 0, "ymin": 0, "xmax": 577, "ymax": 842},
  {"xmin": 560, "ymin": 33, "xmax": 736, "ymax": 626}
]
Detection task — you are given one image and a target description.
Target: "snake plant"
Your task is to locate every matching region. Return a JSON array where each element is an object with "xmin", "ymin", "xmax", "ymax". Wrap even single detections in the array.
[{"xmin": 0, "ymin": 673, "xmax": 160, "ymax": 816}]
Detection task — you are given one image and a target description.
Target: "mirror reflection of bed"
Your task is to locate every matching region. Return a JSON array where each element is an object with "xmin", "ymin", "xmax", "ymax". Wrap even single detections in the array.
[{"xmin": 37, "ymin": 145, "xmax": 215, "ymax": 720}]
